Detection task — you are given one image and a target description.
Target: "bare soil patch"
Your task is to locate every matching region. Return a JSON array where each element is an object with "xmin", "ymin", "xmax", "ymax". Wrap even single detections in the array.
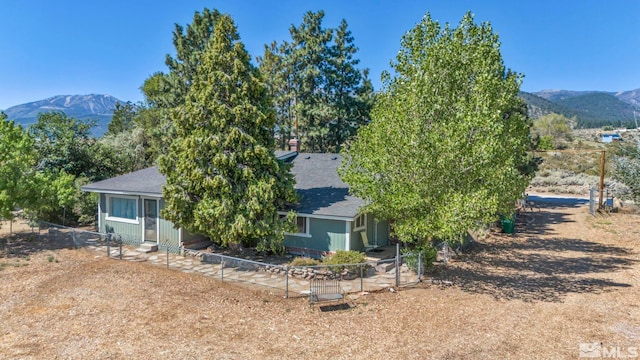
[{"xmin": 2, "ymin": 202, "xmax": 640, "ymax": 359}]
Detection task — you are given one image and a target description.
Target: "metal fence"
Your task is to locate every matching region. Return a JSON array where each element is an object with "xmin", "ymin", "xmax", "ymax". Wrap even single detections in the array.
[
  {"xmin": 589, "ymin": 187, "xmax": 598, "ymax": 215},
  {"xmin": 589, "ymin": 186, "xmax": 617, "ymax": 215},
  {"xmin": 36, "ymin": 221, "xmax": 430, "ymax": 299}
]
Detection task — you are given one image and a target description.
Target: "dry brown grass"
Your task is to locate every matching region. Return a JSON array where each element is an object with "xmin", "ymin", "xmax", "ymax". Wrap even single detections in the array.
[{"xmin": 1, "ymin": 203, "xmax": 640, "ymax": 359}]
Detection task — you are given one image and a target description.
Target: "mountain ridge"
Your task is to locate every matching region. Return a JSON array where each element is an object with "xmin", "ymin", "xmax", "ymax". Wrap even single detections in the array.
[
  {"xmin": 2, "ymin": 89, "xmax": 639, "ymax": 133},
  {"xmin": 2, "ymin": 94, "xmax": 125, "ymax": 136},
  {"xmin": 524, "ymin": 88, "xmax": 640, "ymax": 128}
]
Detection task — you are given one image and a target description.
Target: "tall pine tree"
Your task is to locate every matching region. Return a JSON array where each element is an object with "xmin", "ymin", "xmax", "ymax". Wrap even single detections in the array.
[
  {"xmin": 159, "ymin": 13, "xmax": 297, "ymax": 252},
  {"xmin": 140, "ymin": 8, "xmax": 223, "ymax": 160},
  {"xmin": 259, "ymin": 11, "xmax": 373, "ymax": 152}
]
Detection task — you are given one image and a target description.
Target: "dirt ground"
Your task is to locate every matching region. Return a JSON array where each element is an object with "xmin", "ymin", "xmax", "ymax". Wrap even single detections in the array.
[{"xmin": 1, "ymin": 199, "xmax": 640, "ymax": 359}]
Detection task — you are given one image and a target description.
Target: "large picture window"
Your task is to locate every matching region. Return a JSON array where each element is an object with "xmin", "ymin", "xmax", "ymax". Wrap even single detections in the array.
[{"xmin": 106, "ymin": 196, "xmax": 138, "ymax": 223}]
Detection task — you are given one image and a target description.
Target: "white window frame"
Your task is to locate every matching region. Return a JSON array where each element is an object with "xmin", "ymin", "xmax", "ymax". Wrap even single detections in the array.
[
  {"xmin": 105, "ymin": 195, "xmax": 139, "ymax": 224},
  {"xmin": 353, "ymin": 213, "xmax": 366, "ymax": 232},
  {"xmin": 285, "ymin": 216, "xmax": 311, "ymax": 238}
]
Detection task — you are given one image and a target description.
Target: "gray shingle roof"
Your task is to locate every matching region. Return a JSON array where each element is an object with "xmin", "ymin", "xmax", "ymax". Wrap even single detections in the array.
[
  {"xmin": 82, "ymin": 152, "xmax": 361, "ymax": 219},
  {"xmin": 81, "ymin": 167, "xmax": 165, "ymax": 197},
  {"xmin": 288, "ymin": 153, "xmax": 362, "ymax": 219}
]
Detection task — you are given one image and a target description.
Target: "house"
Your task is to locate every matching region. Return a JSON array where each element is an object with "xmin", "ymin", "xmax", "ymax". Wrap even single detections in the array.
[
  {"xmin": 81, "ymin": 148, "xmax": 389, "ymax": 256},
  {"xmin": 80, "ymin": 166, "xmax": 207, "ymax": 250},
  {"xmin": 280, "ymin": 151, "xmax": 389, "ymax": 257},
  {"xmin": 601, "ymin": 133, "xmax": 622, "ymax": 143}
]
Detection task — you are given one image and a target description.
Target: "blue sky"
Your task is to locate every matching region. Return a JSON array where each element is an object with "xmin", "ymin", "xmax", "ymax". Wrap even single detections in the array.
[{"xmin": 1, "ymin": 0, "xmax": 638, "ymax": 110}]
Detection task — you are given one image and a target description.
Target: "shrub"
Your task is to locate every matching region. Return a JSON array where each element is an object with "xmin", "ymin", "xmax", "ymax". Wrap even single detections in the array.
[
  {"xmin": 324, "ymin": 250, "xmax": 366, "ymax": 265},
  {"xmin": 323, "ymin": 250, "xmax": 367, "ymax": 274},
  {"xmin": 289, "ymin": 257, "xmax": 320, "ymax": 267},
  {"xmin": 402, "ymin": 245, "xmax": 437, "ymax": 274}
]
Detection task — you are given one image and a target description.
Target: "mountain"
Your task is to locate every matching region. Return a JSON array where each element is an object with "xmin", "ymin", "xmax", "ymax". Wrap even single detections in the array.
[
  {"xmin": 3, "ymin": 94, "xmax": 124, "ymax": 136},
  {"xmin": 519, "ymin": 91, "xmax": 587, "ymax": 120},
  {"xmin": 616, "ymin": 89, "xmax": 640, "ymax": 108},
  {"xmin": 521, "ymin": 88, "xmax": 640, "ymax": 128}
]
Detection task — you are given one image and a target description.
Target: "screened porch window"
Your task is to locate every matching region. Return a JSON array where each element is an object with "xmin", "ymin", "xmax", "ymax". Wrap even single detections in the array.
[{"xmin": 106, "ymin": 196, "xmax": 138, "ymax": 223}]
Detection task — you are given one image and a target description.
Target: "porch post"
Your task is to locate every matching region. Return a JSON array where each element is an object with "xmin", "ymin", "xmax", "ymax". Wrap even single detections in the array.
[{"xmin": 345, "ymin": 221, "xmax": 351, "ymax": 251}]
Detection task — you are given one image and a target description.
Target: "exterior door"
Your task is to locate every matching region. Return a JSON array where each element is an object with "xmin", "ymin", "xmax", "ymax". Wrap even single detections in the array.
[{"xmin": 143, "ymin": 199, "xmax": 158, "ymax": 243}]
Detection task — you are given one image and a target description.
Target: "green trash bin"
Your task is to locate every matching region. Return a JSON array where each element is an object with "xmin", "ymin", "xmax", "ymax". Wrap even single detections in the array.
[{"xmin": 501, "ymin": 216, "xmax": 515, "ymax": 234}]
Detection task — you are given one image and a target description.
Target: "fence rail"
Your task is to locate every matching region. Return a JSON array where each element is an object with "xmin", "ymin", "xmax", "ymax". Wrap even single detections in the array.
[{"xmin": 36, "ymin": 221, "xmax": 429, "ymax": 299}]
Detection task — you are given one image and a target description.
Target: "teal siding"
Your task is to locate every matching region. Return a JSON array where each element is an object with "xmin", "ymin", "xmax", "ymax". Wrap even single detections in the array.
[
  {"xmin": 351, "ymin": 215, "xmax": 389, "ymax": 251},
  {"xmin": 375, "ymin": 219, "xmax": 390, "ymax": 246},
  {"xmin": 284, "ymin": 217, "xmax": 347, "ymax": 253},
  {"xmin": 100, "ymin": 194, "xmax": 143, "ymax": 242},
  {"xmin": 158, "ymin": 199, "xmax": 180, "ymax": 247}
]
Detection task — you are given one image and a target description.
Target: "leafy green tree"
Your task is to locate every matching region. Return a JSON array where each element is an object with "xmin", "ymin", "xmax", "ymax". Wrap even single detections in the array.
[
  {"xmin": 532, "ymin": 113, "xmax": 574, "ymax": 149},
  {"xmin": 339, "ymin": 12, "xmax": 535, "ymax": 245},
  {"xmin": 159, "ymin": 13, "xmax": 297, "ymax": 252},
  {"xmin": 29, "ymin": 111, "xmax": 95, "ymax": 178},
  {"xmin": 0, "ymin": 113, "xmax": 36, "ymax": 223},
  {"xmin": 23, "ymin": 169, "xmax": 76, "ymax": 224},
  {"xmin": 259, "ymin": 11, "xmax": 372, "ymax": 152}
]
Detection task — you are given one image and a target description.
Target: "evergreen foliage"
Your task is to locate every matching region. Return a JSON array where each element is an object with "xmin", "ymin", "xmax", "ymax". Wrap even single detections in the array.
[
  {"xmin": 158, "ymin": 13, "xmax": 297, "ymax": 252},
  {"xmin": 258, "ymin": 11, "xmax": 373, "ymax": 152}
]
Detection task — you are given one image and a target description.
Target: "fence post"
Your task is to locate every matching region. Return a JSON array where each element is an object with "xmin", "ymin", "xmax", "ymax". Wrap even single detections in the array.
[
  {"xmin": 119, "ymin": 241, "xmax": 123, "ymax": 260},
  {"xmin": 417, "ymin": 252, "xmax": 422, "ymax": 282},
  {"xmin": 395, "ymin": 243, "xmax": 400, "ymax": 287},
  {"xmin": 106, "ymin": 234, "xmax": 110, "ymax": 258},
  {"xmin": 72, "ymin": 229, "xmax": 76, "ymax": 249},
  {"xmin": 285, "ymin": 265, "xmax": 289, "ymax": 299},
  {"xmin": 166, "ymin": 247, "xmax": 169, "ymax": 269},
  {"xmin": 360, "ymin": 264, "xmax": 364, "ymax": 292},
  {"xmin": 221, "ymin": 260, "xmax": 225, "ymax": 281}
]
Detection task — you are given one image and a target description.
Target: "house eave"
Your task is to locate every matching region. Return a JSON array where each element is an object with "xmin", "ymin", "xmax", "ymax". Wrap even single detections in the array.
[
  {"xmin": 278, "ymin": 210, "xmax": 355, "ymax": 222},
  {"xmin": 81, "ymin": 187, "xmax": 163, "ymax": 198}
]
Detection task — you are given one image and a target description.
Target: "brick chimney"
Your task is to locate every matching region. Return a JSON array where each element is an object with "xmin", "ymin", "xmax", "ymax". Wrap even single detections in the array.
[{"xmin": 288, "ymin": 138, "xmax": 301, "ymax": 152}]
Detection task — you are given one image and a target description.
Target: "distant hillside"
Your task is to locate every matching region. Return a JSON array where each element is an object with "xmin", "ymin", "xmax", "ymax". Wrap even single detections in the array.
[
  {"xmin": 556, "ymin": 93, "xmax": 638, "ymax": 128},
  {"xmin": 521, "ymin": 88, "xmax": 640, "ymax": 128},
  {"xmin": 616, "ymin": 89, "xmax": 640, "ymax": 108},
  {"xmin": 519, "ymin": 91, "xmax": 587, "ymax": 120},
  {"xmin": 3, "ymin": 94, "xmax": 124, "ymax": 136}
]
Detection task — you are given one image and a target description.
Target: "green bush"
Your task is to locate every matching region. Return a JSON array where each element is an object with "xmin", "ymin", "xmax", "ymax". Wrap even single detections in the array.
[
  {"xmin": 323, "ymin": 250, "xmax": 367, "ymax": 273},
  {"xmin": 402, "ymin": 245, "xmax": 437, "ymax": 274},
  {"xmin": 289, "ymin": 257, "xmax": 320, "ymax": 267},
  {"xmin": 538, "ymin": 135, "xmax": 555, "ymax": 150}
]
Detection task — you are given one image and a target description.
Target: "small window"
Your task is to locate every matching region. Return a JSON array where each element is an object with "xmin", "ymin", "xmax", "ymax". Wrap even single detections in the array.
[
  {"xmin": 106, "ymin": 196, "xmax": 138, "ymax": 223},
  {"xmin": 296, "ymin": 216, "xmax": 307, "ymax": 234},
  {"xmin": 354, "ymin": 213, "xmax": 366, "ymax": 231}
]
